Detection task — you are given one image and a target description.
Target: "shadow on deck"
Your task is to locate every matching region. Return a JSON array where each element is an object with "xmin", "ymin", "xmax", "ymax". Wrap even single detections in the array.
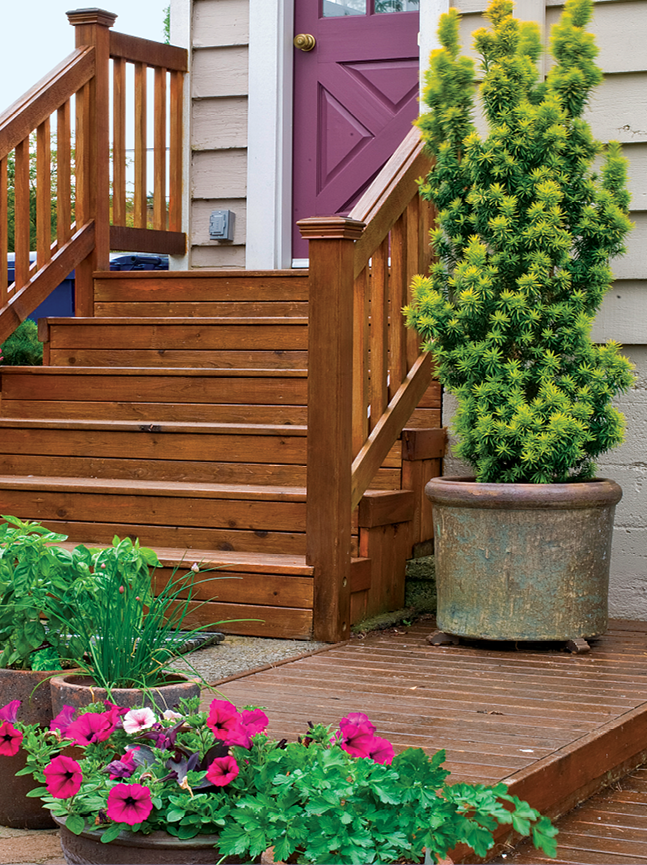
[{"xmin": 203, "ymin": 618, "xmax": 647, "ymax": 863}]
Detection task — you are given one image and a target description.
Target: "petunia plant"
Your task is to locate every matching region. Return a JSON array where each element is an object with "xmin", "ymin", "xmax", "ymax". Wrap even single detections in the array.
[
  {"xmin": 405, "ymin": 0, "xmax": 634, "ymax": 483},
  {"xmin": 7, "ymin": 697, "xmax": 559, "ymax": 864}
]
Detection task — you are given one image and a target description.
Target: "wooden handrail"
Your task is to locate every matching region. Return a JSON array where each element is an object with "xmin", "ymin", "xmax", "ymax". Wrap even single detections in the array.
[
  {"xmin": 300, "ymin": 125, "xmax": 434, "ymax": 642},
  {"xmin": 0, "ymin": 8, "xmax": 187, "ymax": 344}
]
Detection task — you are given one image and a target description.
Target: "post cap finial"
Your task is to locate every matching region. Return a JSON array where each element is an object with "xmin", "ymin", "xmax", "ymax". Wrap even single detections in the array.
[{"xmin": 66, "ymin": 8, "xmax": 118, "ymax": 27}]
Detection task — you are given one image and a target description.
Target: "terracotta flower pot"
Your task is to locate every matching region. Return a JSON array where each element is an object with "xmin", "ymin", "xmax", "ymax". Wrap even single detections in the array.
[
  {"xmin": 426, "ymin": 476, "xmax": 622, "ymax": 641},
  {"xmin": 50, "ymin": 671, "xmax": 200, "ymax": 717},
  {"xmin": 53, "ymin": 814, "xmax": 255, "ymax": 864},
  {"xmin": 0, "ymin": 667, "xmax": 58, "ymax": 829}
]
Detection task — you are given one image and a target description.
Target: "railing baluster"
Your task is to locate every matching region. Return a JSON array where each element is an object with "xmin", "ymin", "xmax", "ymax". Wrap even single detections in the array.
[
  {"xmin": 0, "ymin": 156, "xmax": 7, "ymax": 303},
  {"xmin": 57, "ymin": 102, "xmax": 72, "ymax": 245},
  {"xmin": 36, "ymin": 118, "xmax": 52, "ymax": 268},
  {"xmin": 369, "ymin": 235, "xmax": 389, "ymax": 432},
  {"xmin": 112, "ymin": 57, "xmax": 126, "ymax": 226},
  {"xmin": 389, "ymin": 210, "xmax": 408, "ymax": 399},
  {"xmin": 134, "ymin": 61, "xmax": 147, "ymax": 229},
  {"xmin": 153, "ymin": 67, "xmax": 167, "ymax": 231},
  {"xmin": 14, "ymin": 139, "xmax": 31, "ymax": 290},
  {"xmin": 405, "ymin": 195, "xmax": 421, "ymax": 369},
  {"xmin": 169, "ymin": 70, "xmax": 183, "ymax": 234},
  {"xmin": 75, "ymin": 83, "xmax": 89, "ymax": 227},
  {"xmin": 352, "ymin": 266, "xmax": 369, "ymax": 457}
]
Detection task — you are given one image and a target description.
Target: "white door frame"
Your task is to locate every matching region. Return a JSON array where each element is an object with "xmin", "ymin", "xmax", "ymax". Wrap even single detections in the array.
[{"xmin": 244, "ymin": 0, "xmax": 447, "ymax": 271}]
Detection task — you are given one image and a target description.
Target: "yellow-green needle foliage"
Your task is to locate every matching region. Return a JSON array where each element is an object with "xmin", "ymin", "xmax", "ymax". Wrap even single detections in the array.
[{"xmin": 406, "ymin": 0, "xmax": 634, "ymax": 483}]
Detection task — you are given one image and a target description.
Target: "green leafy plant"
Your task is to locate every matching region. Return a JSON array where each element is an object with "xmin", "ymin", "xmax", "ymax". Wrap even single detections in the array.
[
  {"xmin": 405, "ymin": 0, "xmax": 634, "ymax": 483},
  {"xmin": 0, "ymin": 517, "xmax": 82, "ymax": 670},
  {"xmin": 0, "ymin": 319, "xmax": 43, "ymax": 365},
  {"xmin": 7, "ymin": 697, "xmax": 557, "ymax": 863}
]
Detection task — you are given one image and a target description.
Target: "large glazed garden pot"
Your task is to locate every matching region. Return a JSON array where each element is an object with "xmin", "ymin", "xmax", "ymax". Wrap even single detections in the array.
[
  {"xmin": 53, "ymin": 815, "xmax": 254, "ymax": 864},
  {"xmin": 425, "ymin": 477, "xmax": 622, "ymax": 641},
  {"xmin": 50, "ymin": 672, "xmax": 200, "ymax": 717},
  {"xmin": 0, "ymin": 668, "xmax": 57, "ymax": 829}
]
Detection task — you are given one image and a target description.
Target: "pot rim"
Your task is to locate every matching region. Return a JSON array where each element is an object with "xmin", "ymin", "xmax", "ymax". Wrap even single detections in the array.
[
  {"xmin": 52, "ymin": 814, "xmax": 221, "ymax": 849},
  {"xmin": 49, "ymin": 671, "xmax": 200, "ymax": 692},
  {"xmin": 425, "ymin": 476, "xmax": 622, "ymax": 509}
]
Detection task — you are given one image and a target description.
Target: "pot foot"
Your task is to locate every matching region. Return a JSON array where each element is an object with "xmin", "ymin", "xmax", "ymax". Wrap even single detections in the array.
[
  {"xmin": 427, "ymin": 631, "xmax": 461, "ymax": 647},
  {"xmin": 565, "ymin": 637, "xmax": 591, "ymax": 654}
]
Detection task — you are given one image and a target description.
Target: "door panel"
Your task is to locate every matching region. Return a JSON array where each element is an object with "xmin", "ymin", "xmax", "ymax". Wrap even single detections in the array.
[{"xmin": 292, "ymin": 0, "xmax": 420, "ymax": 259}]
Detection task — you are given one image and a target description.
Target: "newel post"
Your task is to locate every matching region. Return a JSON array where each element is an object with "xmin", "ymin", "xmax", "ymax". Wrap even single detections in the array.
[
  {"xmin": 67, "ymin": 8, "xmax": 116, "ymax": 315},
  {"xmin": 298, "ymin": 216, "xmax": 365, "ymax": 643}
]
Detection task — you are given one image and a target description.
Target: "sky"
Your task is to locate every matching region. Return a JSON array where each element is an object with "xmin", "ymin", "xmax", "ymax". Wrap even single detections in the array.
[{"xmin": 0, "ymin": 0, "xmax": 169, "ymax": 112}]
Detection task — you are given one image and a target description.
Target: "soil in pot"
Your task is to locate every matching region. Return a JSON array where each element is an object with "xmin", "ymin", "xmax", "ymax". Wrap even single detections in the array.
[
  {"xmin": 0, "ymin": 667, "xmax": 59, "ymax": 829},
  {"xmin": 50, "ymin": 671, "xmax": 200, "ymax": 717}
]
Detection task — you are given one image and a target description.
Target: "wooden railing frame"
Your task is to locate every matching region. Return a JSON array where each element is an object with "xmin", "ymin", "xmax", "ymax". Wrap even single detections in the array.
[
  {"xmin": 0, "ymin": 9, "xmax": 187, "ymax": 343},
  {"xmin": 299, "ymin": 126, "xmax": 434, "ymax": 642}
]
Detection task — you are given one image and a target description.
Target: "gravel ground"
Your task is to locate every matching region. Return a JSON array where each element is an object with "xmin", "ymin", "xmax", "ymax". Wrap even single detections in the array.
[{"xmin": 169, "ymin": 634, "xmax": 330, "ymax": 684}]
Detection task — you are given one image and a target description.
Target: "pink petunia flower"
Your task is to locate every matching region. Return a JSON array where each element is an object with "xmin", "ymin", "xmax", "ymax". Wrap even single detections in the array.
[
  {"xmin": 241, "ymin": 708, "xmax": 268, "ymax": 736},
  {"xmin": 206, "ymin": 700, "xmax": 241, "ymax": 740},
  {"xmin": 338, "ymin": 713, "xmax": 377, "ymax": 759},
  {"xmin": 122, "ymin": 707, "xmax": 157, "ymax": 734},
  {"xmin": 367, "ymin": 735, "xmax": 394, "ymax": 765},
  {"xmin": 43, "ymin": 755, "xmax": 83, "ymax": 798},
  {"xmin": 65, "ymin": 709, "xmax": 119, "ymax": 746},
  {"xmin": 0, "ymin": 721, "xmax": 23, "ymax": 756},
  {"xmin": 206, "ymin": 755, "xmax": 239, "ymax": 787},
  {"xmin": 0, "ymin": 700, "xmax": 20, "ymax": 723},
  {"xmin": 50, "ymin": 705, "xmax": 77, "ymax": 735},
  {"xmin": 106, "ymin": 783, "xmax": 153, "ymax": 825}
]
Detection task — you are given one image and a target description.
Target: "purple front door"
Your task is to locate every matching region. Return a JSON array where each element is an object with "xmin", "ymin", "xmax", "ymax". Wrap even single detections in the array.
[{"xmin": 292, "ymin": 0, "xmax": 420, "ymax": 260}]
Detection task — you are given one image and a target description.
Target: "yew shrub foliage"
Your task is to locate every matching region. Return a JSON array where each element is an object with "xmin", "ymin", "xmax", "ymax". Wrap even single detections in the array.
[{"xmin": 405, "ymin": 0, "xmax": 634, "ymax": 483}]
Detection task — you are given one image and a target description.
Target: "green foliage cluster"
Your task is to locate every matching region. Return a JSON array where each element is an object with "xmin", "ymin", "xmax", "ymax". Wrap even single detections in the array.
[
  {"xmin": 0, "ymin": 319, "xmax": 43, "ymax": 365},
  {"xmin": 405, "ymin": 0, "xmax": 635, "ymax": 483},
  {"xmin": 0, "ymin": 517, "xmax": 211, "ymax": 682},
  {"xmin": 20, "ymin": 701, "xmax": 557, "ymax": 864}
]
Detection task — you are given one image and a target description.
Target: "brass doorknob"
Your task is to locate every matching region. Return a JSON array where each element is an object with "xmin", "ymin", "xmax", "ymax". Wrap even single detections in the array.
[{"xmin": 294, "ymin": 33, "xmax": 316, "ymax": 52}]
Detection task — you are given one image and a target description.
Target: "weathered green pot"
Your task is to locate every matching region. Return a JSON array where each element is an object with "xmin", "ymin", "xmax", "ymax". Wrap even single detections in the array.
[{"xmin": 425, "ymin": 477, "xmax": 622, "ymax": 641}]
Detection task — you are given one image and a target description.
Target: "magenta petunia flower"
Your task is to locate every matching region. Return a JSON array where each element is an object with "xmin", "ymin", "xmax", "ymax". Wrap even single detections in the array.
[
  {"xmin": 206, "ymin": 700, "xmax": 241, "ymax": 740},
  {"xmin": 338, "ymin": 713, "xmax": 377, "ymax": 758},
  {"xmin": 50, "ymin": 705, "xmax": 77, "ymax": 735},
  {"xmin": 0, "ymin": 721, "xmax": 23, "ymax": 756},
  {"xmin": 44, "ymin": 755, "xmax": 83, "ymax": 798},
  {"xmin": 367, "ymin": 735, "xmax": 394, "ymax": 765},
  {"xmin": 241, "ymin": 708, "xmax": 268, "ymax": 736},
  {"xmin": 107, "ymin": 783, "xmax": 153, "ymax": 825},
  {"xmin": 206, "ymin": 755, "xmax": 239, "ymax": 787},
  {"xmin": 0, "ymin": 700, "xmax": 20, "ymax": 723},
  {"xmin": 65, "ymin": 709, "xmax": 119, "ymax": 746}
]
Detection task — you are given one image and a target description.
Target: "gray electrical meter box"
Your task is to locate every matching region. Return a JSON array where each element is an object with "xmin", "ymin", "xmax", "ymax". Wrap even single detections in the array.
[{"xmin": 209, "ymin": 210, "xmax": 235, "ymax": 241}]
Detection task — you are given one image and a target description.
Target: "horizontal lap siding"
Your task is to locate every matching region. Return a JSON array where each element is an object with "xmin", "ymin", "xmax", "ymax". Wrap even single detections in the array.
[{"xmin": 190, "ymin": 0, "xmax": 249, "ymax": 268}]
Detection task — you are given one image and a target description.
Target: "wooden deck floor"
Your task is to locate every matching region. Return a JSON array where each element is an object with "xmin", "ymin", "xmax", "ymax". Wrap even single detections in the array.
[{"xmin": 203, "ymin": 618, "xmax": 647, "ymax": 861}]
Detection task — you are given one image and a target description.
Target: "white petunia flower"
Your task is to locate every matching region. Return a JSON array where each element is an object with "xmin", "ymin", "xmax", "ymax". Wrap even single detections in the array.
[
  {"xmin": 162, "ymin": 709, "xmax": 183, "ymax": 721},
  {"xmin": 122, "ymin": 707, "xmax": 157, "ymax": 734}
]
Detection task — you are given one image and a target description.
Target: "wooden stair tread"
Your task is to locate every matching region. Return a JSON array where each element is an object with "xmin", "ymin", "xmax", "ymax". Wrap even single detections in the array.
[
  {"xmin": 0, "ymin": 366, "xmax": 307, "ymax": 378},
  {"xmin": 93, "ymin": 269, "xmax": 309, "ymax": 279},
  {"xmin": 53, "ymin": 541, "xmax": 315, "ymax": 575},
  {"xmin": 0, "ymin": 418, "xmax": 307, "ymax": 435},
  {"xmin": 45, "ymin": 317, "xmax": 309, "ymax": 326},
  {"xmin": 0, "ymin": 475, "xmax": 307, "ymax": 501}
]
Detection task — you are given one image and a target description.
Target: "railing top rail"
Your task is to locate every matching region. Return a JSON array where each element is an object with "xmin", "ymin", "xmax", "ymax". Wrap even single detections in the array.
[
  {"xmin": 110, "ymin": 31, "xmax": 188, "ymax": 72},
  {"xmin": 349, "ymin": 125, "xmax": 431, "ymax": 280},
  {"xmin": 0, "ymin": 47, "xmax": 94, "ymax": 161}
]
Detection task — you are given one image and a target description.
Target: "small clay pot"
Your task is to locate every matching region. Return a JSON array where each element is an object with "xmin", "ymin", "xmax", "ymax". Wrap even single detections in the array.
[
  {"xmin": 0, "ymin": 667, "xmax": 59, "ymax": 829},
  {"xmin": 50, "ymin": 671, "xmax": 200, "ymax": 717}
]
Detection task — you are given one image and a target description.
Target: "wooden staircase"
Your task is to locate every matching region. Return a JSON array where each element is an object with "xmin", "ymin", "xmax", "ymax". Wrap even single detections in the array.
[{"xmin": 0, "ymin": 265, "xmax": 443, "ymax": 641}]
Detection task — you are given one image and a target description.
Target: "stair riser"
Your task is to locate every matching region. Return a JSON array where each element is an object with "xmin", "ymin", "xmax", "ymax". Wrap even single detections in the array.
[
  {"xmin": 0, "ymin": 455, "xmax": 308, "ymax": 485},
  {"xmin": 153, "ymin": 567, "xmax": 314, "ymax": 609},
  {"xmin": 0, "ymin": 375, "xmax": 307, "ymax": 406},
  {"xmin": 0, "ymin": 401, "xmax": 308, "ymax": 424},
  {"xmin": 93, "ymin": 273, "xmax": 309, "ymax": 303},
  {"xmin": 36, "ymin": 519, "xmax": 308, "ymax": 555},
  {"xmin": 0, "ymin": 490, "xmax": 306, "ymax": 532},
  {"xmin": 0, "ymin": 429, "xmax": 307, "ymax": 465},
  {"xmin": 181, "ymin": 601, "xmax": 313, "ymax": 640},
  {"xmin": 95, "ymin": 301, "xmax": 308, "ymax": 317},
  {"xmin": 48, "ymin": 350, "xmax": 308, "ymax": 369}
]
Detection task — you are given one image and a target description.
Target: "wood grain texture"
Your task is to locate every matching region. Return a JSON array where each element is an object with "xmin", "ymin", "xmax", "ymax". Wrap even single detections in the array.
[
  {"xmin": 0, "ymin": 157, "xmax": 7, "ymax": 304},
  {"xmin": 109, "ymin": 30, "xmax": 188, "ymax": 71}
]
